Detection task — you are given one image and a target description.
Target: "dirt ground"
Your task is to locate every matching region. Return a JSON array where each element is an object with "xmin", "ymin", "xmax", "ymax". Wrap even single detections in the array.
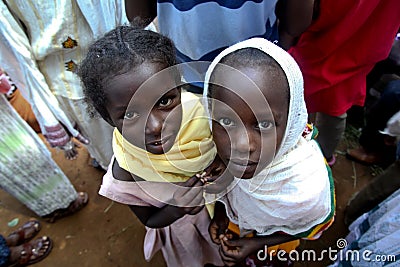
[{"xmin": 0, "ymin": 130, "xmax": 381, "ymax": 267}]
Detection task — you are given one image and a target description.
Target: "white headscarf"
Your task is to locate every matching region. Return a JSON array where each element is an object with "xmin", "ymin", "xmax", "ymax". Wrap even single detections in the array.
[{"xmin": 204, "ymin": 38, "xmax": 333, "ymax": 236}]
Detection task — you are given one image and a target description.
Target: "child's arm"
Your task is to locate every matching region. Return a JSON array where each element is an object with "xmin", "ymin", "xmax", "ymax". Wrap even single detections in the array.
[
  {"xmin": 129, "ymin": 175, "xmax": 205, "ymax": 228},
  {"xmin": 209, "ymin": 201, "xmax": 230, "ymax": 244},
  {"xmin": 112, "ymin": 158, "xmax": 205, "ymax": 228},
  {"xmin": 219, "ymin": 233, "xmax": 297, "ymax": 266}
]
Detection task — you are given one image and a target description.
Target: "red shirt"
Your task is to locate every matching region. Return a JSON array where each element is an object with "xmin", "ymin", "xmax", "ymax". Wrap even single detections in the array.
[{"xmin": 289, "ymin": 0, "xmax": 400, "ymax": 116}]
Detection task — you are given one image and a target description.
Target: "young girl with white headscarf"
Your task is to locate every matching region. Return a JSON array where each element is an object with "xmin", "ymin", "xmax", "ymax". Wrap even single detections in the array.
[{"xmin": 204, "ymin": 38, "xmax": 335, "ymax": 266}]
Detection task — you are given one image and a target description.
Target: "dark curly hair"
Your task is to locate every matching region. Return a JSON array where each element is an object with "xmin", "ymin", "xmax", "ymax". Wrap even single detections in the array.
[{"xmin": 77, "ymin": 24, "xmax": 177, "ymax": 124}]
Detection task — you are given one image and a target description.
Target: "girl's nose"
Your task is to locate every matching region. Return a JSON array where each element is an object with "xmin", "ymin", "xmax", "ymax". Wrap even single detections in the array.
[
  {"xmin": 145, "ymin": 112, "xmax": 163, "ymax": 135},
  {"xmin": 232, "ymin": 128, "xmax": 256, "ymax": 154}
]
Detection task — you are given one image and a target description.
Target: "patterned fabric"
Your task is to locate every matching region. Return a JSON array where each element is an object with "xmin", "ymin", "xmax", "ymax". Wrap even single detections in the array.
[
  {"xmin": 0, "ymin": 235, "xmax": 10, "ymax": 267},
  {"xmin": 44, "ymin": 124, "xmax": 71, "ymax": 148},
  {"xmin": 0, "ymin": 0, "xmax": 126, "ymax": 168},
  {"xmin": 0, "ymin": 95, "xmax": 77, "ymax": 217}
]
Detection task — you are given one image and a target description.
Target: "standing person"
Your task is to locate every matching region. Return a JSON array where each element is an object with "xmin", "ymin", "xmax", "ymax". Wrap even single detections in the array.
[
  {"xmin": 288, "ymin": 0, "xmax": 400, "ymax": 166},
  {"xmin": 125, "ymin": 0, "xmax": 314, "ymax": 93},
  {"xmin": 78, "ymin": 25, "xmax": 224, "ymax": 267},
  {"xmin": 204, "ymin": 38, "xmax": 335, "ymax": 266},
  {"xmin": 0, "ymin": 0, "xmax": 128, "ymax": 169},
  {"xmin": 0, "ymin": 82, "xmax": 88, "ymax": 223}
]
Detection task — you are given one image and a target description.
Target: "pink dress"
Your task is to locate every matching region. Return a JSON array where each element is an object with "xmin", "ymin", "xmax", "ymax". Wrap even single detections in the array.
[{"xmin": 99, "ymin": 159, "xmax": 223, "ymax": 267}]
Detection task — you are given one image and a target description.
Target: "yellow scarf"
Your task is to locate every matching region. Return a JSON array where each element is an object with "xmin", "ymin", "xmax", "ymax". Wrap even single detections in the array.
[{"xmin": 113, "ymin": 92, "xmax": 216, "ymax": 183}]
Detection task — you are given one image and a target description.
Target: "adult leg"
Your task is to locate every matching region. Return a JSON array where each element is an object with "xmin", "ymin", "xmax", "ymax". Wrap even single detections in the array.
[{"xmin": 314, "ymin": 112, "xmax": 347, "ymax": 163}]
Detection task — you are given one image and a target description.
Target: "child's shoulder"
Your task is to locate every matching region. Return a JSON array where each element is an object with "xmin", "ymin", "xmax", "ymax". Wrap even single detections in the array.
[{"xmin": 112, "ymin": 158, "xmax": 144, "ymax": 182}]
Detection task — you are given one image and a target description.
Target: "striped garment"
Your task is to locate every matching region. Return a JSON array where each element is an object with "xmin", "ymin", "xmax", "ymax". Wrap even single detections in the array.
[{"xmin": 157, "ymin": 0, "xmax": 279, "ymax": 90}]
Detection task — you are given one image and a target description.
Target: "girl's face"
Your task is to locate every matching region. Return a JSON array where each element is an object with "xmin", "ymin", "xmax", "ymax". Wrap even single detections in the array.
[
  {"xmin": 105, "ymin": 62, "xmax": 182, "ymax": 154},
  {"xmin": 211, "ymin": 65, "xmax": 288, "ymax": 179}
]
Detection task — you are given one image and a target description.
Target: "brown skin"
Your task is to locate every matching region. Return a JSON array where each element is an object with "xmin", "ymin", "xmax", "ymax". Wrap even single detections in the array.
[
  {"xmin": 277, "ymin": 0, "xmax": 315, "ymax": 50},
  {"xmin": 209, "ymin": 65, "xmax": 297, "ymax": 265},
  {"xmin": 105, "ymin": 61, "xmax": 205, "ymax": 228},
  {"xmin": 211, "ymin": 65, "xmax": 288, "ymax": 179},
  {"xmin": 125, "ymin": 0, "xmax": 156, "ymax": 22},
  {"xmin": 105, "ymin": 62, "xmax": 182, "ymax": 154}
]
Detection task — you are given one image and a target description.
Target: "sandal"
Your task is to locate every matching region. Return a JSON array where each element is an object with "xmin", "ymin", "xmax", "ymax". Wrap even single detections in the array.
[
  {"xmin": 7, "ymin": 220, "xmax": 41, "ymax": 246},
  {"xmin": 326, "ymin": 155, "xmax": 336, "ymax": 167},
  {"xmin": 43, "ymin": 192, "xmax": 89, "ymax": 223},
  {"xmin": 10, "ymin": 236, "xmax": 53, "ymax": 266}
]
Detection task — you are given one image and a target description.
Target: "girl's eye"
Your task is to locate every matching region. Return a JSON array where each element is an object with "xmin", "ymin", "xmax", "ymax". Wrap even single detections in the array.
[
  {"xmin": 158, "ymin": 97, "xmax": 173, "ymax": 107},
  {"xmin": 218, "ymin": 117, "xmax": 234, "ymax": 127},
  {"xmin": 257, "ymin": 120, "xmax": 274, "ymax": 130},
  {"xmin": 124, "ymin": 111, "xmax": 138, "ymax": 120}
]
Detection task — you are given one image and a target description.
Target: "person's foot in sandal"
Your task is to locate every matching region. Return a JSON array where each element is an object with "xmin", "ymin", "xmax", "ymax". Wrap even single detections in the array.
[
  {"xmin": 6, "ymin": 220, "xmax": 41, "ymax": 246},
  {"xmin": 42, "ymin": 191, "xmax": 89, "ymax": 223},
  {"xmin": 8, "ymin": 236, "xmax": 53, "ymax": 266}
]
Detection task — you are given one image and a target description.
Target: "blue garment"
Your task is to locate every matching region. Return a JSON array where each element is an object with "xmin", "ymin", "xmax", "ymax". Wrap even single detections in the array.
[
  {"xmin": 331, "ymin": 188, "xmax": 400, "ymax": 267},
  {"xmin": 360, "ymin": 79, "xmax": 400, "ymax": 163},
  {"xmin": 0, "ymin": 235, "xmax": 10, "ymax": 267},
  {"xmin": 157, "ymin": 0, "xmax": 279, "ymax": 92}
]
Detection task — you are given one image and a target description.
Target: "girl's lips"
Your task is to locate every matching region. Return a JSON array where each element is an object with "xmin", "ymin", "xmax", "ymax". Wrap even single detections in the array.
[
  {"xmin": 146, "ymin": 135, "xmax": 173, "ymax": 146},
  {"xmin": 230, "ymin": 158, "xmax": 258, "ymax": 166},
  {"xmin": 228, "ymin": 158, "xmax": 258, "ymax": 177}
]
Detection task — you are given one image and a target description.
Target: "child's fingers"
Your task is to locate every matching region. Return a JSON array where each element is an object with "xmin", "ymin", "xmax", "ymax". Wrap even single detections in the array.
[
  {"xmin": 176, "ymin": 186, "xmax": 204, "ymax": 207},
  {"xmin": 204, "ymin": 182, "xmax": 225, "ymax": 194},
  {"xmin": 222, "ymin": 235, "xmax": 247, "ymax": 249},
  {"xmin": 183, "ymin": 175, "xmax": 203, "ymax": 187},
  {"xmin": 209, "ymin": 225, "xmax": 221, "ymax": 244},
  {"xmin": 220, "ymin": 236, "xmax": 238, "ymax": 254},
  {"xmin": 219, "ymin": 243, "xmax": 238, "ymax": 265}
]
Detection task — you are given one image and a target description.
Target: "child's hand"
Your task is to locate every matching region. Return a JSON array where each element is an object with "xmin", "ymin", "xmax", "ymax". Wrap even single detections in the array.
[
  {"xmin": 219, "ymin": 236, "xmax": 261, "ymax": 266},
  {"xmin": 171, "ymin": 176, "xmax": 205, "ymax": 215},
  {"xmin": 200, "ymin": 156, "xmax": 234, "ymax": 194},
  {"xmin": 208, "ymin": 202, "xmax": 229, "ymax": 244},
  {"xmin": 209, "ymin": 216, "xmax": 229, "ymax": 245},
  {"xmin": 62, "ymin": 140, "xmax": 80, "ymax": 160}
]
